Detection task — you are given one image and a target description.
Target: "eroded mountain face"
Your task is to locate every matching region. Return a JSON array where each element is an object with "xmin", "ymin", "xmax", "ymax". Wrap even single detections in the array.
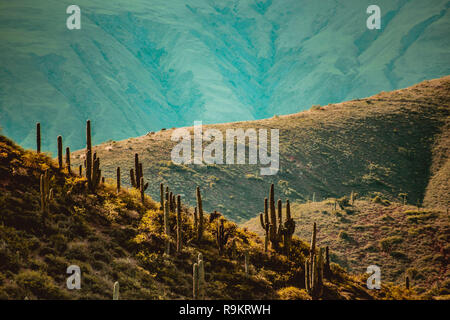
[{"xmin": 1, "ymin": 0, "xmax": 449, "ymax": 153}]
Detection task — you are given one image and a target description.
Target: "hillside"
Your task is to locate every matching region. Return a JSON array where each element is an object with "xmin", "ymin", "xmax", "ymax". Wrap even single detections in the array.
[
  {"xmin": 1, "ymin": 0, "xmax": 450, "ymax": 153},
  {"xmin": 243, "ymin": 197, "xmax": 450, "ymax": 294},
  {"xmin": 71, "ymin": 76, "xmax": 450, "ymax": 222},
  {"xmin": 0, "ymin": 135, "xmax": 419, "ymax": 300}
]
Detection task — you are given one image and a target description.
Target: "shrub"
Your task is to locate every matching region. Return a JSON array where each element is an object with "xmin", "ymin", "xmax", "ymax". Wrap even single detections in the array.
[
  {"xmin": 15, "ymin": 270, "xmax": 66, "ymax": 299},
  {"xmin": 379, "ymin": 236, "xmax": 403, "ymax": 252},
  {"xmin": 277, "ymin": 287, "xmax": 310, "ymax": 300}
]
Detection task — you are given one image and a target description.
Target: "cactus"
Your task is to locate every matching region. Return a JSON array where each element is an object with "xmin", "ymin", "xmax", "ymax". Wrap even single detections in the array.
[
  {"xmin": 57, "ymin": 135, "xmax": 63, "ymax": 169},
  {"xmin": 65, "ymin": 147, "xmax": 71, "ymax": 174},
  {"xmin": 305, "ymin": 223, "xmax": 323, "ymax": 299},
  {"xmin": 113, "ymin": 281, "xmax": 120, "ymax": 300},
  {"xmin": 193, "ymin": 263, "xmax": 199, "ymax": 299},
  {"xmin": 140, "ymin": 177, "xmax": 148, "ymax": 204},
  {"xmin": 305, "ymin": 260, "xmax": 310, "ymax": 293},
  {"xmin": 172, "ymin": 193, "xmax": 176, "ymax": 212},
  {"xmin": 85, "ymin": 120, "xmax": 101, "ymax": 193},
  {"xmin": 324, "ymin": 246, "xmax": 331, "ymax": 278},
  {"xmin": 263, "ymin": 198, "xmax": 270, "ymax": 252},
  {"xmin": 176, "ymin": 195, "xmax": 182, "ymax": 253},
  {"xmin": 268, "ymin": 184, "xmax": 278, "ymax": 250},
  {"xmin": 129, "ymin": 169, "xmax": 135, "ymax": 188},
  {"xmin": 129, "ymin": 153, "xmax": 146, "ymax": 189},
  {"xmin": 116, "ymin": 167, "xmax": 120, "ymax": 193},
  {"xmin": 193, "ymin": 207, "xmax": 198, "ymax": 237},
  {"xmin": 406, "ymin": 276, "xmax": 410, "ymax": 290},
  {"xmin": 193, "ymin": 253, "xmax": 205, "ymax": 299},
  {"xmin": 283, "ymin": 200, "xmax": 296, "ymax": 255},
  {"xmin": 259, "ymin": 199, "xmax": 269, "ymax": 252},
  {"xmin": 164, "ymin": 193, "xmax": 170, "ymax": 255},
  {"xmin": 79, "ymin": 165, "xmax": 82, "ymax": 176},
  {"xmin": 196, "ymin": 187, "xmax": 204, "ymax": 242},
  {"xmin": 169, "ymin": 191, "xmax": 174, "ymax": 212},
  {"xmin": 216, "ymin": 219, "xmax": 229, "ymax": 256},
  {"xmin": 198, "ymin": 253, "xmax": 205, "ymax": 298},
  {"xmin": 261, "ymin": 185, "xmax": 295, "ymax": 254},
  {"xmin": 40, "ymin": 169, "xmax": 51, "ymax": 216},
  {"xmin": 160, "ymin": 183, "xmax": 164, "ymax": 210},
  {"xmin": 36, "ymin": 122, "xmax": 41, "ymax": 153},
  {"xmin": 134, "ymin": 154, "xmax": 140, "ymax": 188}
]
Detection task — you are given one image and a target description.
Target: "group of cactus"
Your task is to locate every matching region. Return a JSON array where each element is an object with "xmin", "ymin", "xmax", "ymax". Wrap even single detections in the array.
[
  {"xmin": 160, "ymin": 183, "xmax": 184, "ymax": 255},
  {"xmin": 130, "ymin": 153, "xmax": 148, "ymax": 203},
  {"xmin": 216, "ymin": 218, "xmax": 230, "ymax": 256},
  {"xmin": 259, "ymin": 184, "xmax": 296, "ymax": 254},
  {"xmin": 37, "ymin": 123, "xmax": 73, "ymax": 175},
  {"xmin": 305, "ymin": 222, "xmax": 331, "ymax": 299},
  {"xmin": 36, "ymin": 120, "xmax": 106, "ymax": 197}
]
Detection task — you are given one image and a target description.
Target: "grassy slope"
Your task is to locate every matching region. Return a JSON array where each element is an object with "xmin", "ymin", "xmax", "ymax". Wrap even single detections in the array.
[
  {"xmin": 1, "ymin": 135, "xmax": 414, "ymax": 300},
  {"xmin": 72, "ymin": 76, "xmax": 450, "ymax": 222},
  {"xmin": 243, "ymin": 197, "xmax": 450, "ymax": 295}
]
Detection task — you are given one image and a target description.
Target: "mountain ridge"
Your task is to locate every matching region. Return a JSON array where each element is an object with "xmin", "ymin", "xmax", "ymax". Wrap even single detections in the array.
[{"xmin": 1, "ymin": 0, "xmax": 450, "ymax": 153}]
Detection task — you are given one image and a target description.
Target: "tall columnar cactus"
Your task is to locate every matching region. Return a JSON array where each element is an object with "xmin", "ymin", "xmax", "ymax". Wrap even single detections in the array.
[
  {"xmin": 160, "ymin": 183, "xmax": 164, "ymax": 210},
  {"xmin": 196, "ymin": 187, "xmax": 204, "ymax": 242},
  {"xmin": 324, "ymin": 246, "xmax": 331, "ymax": 278},
  {"xmin": 79, "ymin": 165, "xmax": 82, "ymax": 177},
  {"xmin": 268, "ymin": 184, "xmax": 278, "ymax": 250},
  {"xmin": 116, "ymin": 167, "xmax": 121, "ymax": 194},
  {"xmin": 169, "ymin": 191, "xmax": 174, "ymax": 212},
  {"xmin": 65, "ymin": 147, "xmax": 71, "ymax": 174},
  {"xmin": 193, "ymin": 207, "xmax": 198, "ymax": 237},
  {"xmin": 36, "ymin": 122, "xmax": 41, "ymax": 153},
  {"xmin": 135, "ymin": 153, "xmax": 140, "ymax": 188},
  {"xmin": 259, "ymin": 197, "xmax": 270, "ymax": 252},
  {"xmin": 40, "ymin": 169, "xmax": 51, "ymax": 216},
  {"xmin": 406, "ymin": 276, "xmax": 410, "ymax": 290},
  {"xmin": 113, "ymin": 281, "xmax": 120, "ymax": 300},
  {"xmin": 305, "ymin": 223, "xmax": 323, "ymax": 299},
  {"xmin": 283, "ymin": 200, "xmax": 296, "ymax": 255},
  {"xmin": 85, "ymin": 120, "xmax": 101, "ymax": 193},
  {"xmin": 57, "ymin": 136, "xmax": 63, "ymax": 169},
  {"xmin": 197, "ymin": 253, "xmax": 205, "ymax": 298},
  {"xmin": 216, "ymin": 219, "xmax": 229, "ymax": 256},
  {"xmin": 277, "ymin": 199, "xmax": 283, "ymax": 238},
  {"xmin": 193, "ymin": 253, "xmax": 205, "ymax": 299},
  {"xmin": 140, "ymin": 177, "xmax": 148, "ymax": 204},
  {"xmin": 176, "ymin": 195, "xmax": 182, "ymax": 253},
  {"xmin": 310, "ymin": 222, "xmax": 317, "ymax": 264},
  {"xmin": 164, "ymin": 193, "xmax": 170, "ymax": 255},
  {"xmin": 193, "ymin": 263, "xmax": 199, "ymax": 299},
  {"xmin": 305, "ymin": 260, "xmax": 311, "ymax": 293}
]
